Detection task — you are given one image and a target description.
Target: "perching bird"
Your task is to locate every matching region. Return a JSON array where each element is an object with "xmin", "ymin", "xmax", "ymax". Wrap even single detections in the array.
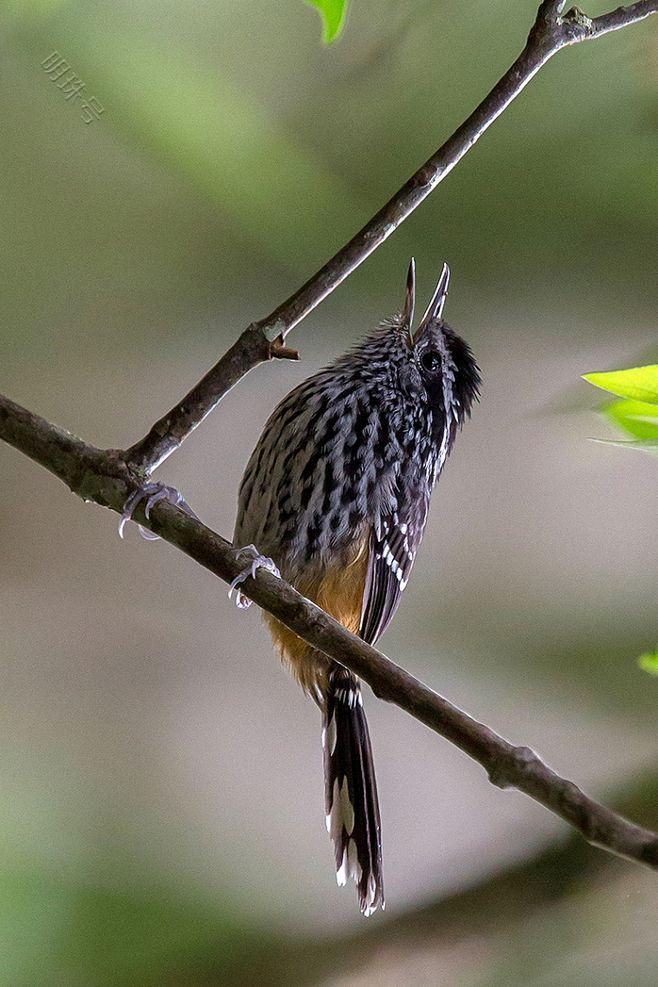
[{"xmin": 231, "ymin": 260, "xmax": 480, "ymax": 915}]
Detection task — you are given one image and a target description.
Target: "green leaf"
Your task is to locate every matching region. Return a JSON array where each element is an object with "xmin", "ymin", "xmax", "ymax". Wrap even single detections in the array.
[
  {"xmin": 306, "ymin": 0, "xmax": 349, "ymax": 43},
  {"xmin": 638, "ymin": 648, "xmax": 658, "ymax": 676},
  {"xmin": 582, "ymin": 365, "xmax": 658, "ymax": 404},
  {"xmin": 605, "ymin": 398, "xmax": 658, "ymax": 440}
]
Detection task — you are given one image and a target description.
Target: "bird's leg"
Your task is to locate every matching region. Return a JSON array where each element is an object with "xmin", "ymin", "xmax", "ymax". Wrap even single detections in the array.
[
  {"xmin": 119, "ymin": 482, "xmax": 198, "ymax": 540},
  {"xmin": 228, "ymin": 544, "xmax": 280, "ymax": 610}
]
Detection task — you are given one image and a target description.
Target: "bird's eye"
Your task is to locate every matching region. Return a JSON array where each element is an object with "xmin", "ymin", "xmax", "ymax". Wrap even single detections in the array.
[{"xmin": 420, "ymin": 350, "xmax": 441, "ymax": 374}]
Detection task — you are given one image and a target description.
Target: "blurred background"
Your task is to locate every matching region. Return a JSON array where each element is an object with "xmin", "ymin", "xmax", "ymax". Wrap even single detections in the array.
[{"xmin": 1, "ymin": 1, "xmax": 657, "ymax": 983}]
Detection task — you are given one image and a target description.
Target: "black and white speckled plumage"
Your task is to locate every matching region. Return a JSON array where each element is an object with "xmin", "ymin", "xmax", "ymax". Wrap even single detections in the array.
[
  {"xmin": 233, "ymin": 261, "xmax": 480, "ymax": 916},
  {"xmin": 235, "ymin": 287, "xmax": 479, "ymax": 603}
]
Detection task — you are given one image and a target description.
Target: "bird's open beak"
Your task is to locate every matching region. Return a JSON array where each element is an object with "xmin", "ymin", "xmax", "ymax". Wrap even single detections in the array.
[
  {"xmin": 411, "ymin": 262, "xmax": 450, "ymax": 343},
  {"xmin": 402, "ymin": 257, "xmax": 416, "ymax": 333}
]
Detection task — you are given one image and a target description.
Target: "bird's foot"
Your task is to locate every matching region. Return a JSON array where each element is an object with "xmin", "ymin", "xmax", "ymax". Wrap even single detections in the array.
[
  {"xmin": 119, "ymin": 481, "xmax": 198, "ymax": 540},
  {"xmin": 228, "ymin": 544, "xmax": 280, "ymax": 610}
]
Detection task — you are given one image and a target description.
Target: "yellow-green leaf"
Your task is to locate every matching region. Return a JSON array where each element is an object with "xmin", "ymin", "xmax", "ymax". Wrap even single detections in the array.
[
  {"xmin": 582, "ymin": 365, "xmax": 658, "ymax": 404},
  {"xmin": 306, "ymin": 0, "xmax": 349, "ymax": 43},
  {"xmin": 605, "ymin": 398, "xmax": 658, "ymax": 441},
  {"xmin": 638, "ymin": 648, "xmax": 658, "ymax": 676}
]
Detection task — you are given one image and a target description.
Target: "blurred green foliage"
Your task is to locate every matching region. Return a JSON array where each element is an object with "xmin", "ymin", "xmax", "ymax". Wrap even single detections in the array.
[
  {"xmin": 0, "ymin": 860, "xmax": 273, "ymax": 987},
  {"xmin": 638, "ymin": 648, "xmax": 658, "ymax": 676}
]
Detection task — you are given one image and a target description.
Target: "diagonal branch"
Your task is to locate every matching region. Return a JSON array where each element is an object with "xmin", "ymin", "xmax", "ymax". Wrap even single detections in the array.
[
  {"xmin": 124, "ymin": 0, "xmax": 658, "ymax": 474},
  {"xmin": 2, "ymin": 391, "xmax": 657, "ymax": 870}
]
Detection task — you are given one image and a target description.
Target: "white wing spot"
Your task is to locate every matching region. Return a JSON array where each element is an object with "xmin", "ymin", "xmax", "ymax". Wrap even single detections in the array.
[
  {"xmin": 336, "ymin": 847, "xmax": 348, "ymax": 886},
  {"xmin": 347, "ymin": 838, "xmax": 362, "ymax": 883}
]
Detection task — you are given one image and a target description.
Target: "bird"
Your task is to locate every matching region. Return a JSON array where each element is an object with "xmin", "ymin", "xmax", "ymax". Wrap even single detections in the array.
[{"xmin": 231, "ymin": 259, "xmax": 480, "ymax": 916}]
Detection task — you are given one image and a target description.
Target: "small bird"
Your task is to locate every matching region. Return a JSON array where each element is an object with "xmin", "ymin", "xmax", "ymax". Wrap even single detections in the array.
[{"xmin": 232, "ymin": 260, "xmax": 480, "ymax": 915}]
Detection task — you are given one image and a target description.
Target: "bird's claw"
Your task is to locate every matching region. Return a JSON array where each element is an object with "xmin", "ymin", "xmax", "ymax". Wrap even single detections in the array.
[
  {"xmin": 119, "ymin": 482, "xmax": 197, "ymax": 540},
  {"xmin": 229, "ymin": 545, "xmax": 280, "ymax": 609}
]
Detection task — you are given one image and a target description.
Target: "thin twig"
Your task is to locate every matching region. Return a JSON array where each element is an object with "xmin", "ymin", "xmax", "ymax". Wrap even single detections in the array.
[
  {"xmin": 1, "ymin": 392, "xmax": 657, "ymax": 870},
  {"xmin": 124, "ymin": 0, "xmax": 658, "ymax": 474},
  {"xmin": 565, "ymin": 1, "xmax": 658, "ymax": 41}
]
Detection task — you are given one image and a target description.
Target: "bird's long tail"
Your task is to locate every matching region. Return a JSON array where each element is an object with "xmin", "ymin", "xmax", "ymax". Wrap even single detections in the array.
[{"xmin": 323, "ymin": 664, "xmax": 384, "ymax": 916}]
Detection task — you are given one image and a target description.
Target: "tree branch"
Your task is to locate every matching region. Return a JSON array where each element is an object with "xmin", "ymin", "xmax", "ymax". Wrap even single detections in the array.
[
  {"xmin": 225, "ymin": 772, "xmax": 658, "ymax": 985},
  {"xmin": 2, "ymin": 392, "xmax": 657, "ymax": 870},
  {"xmin": 563, "ymin": 1, "xmax": 658, "ymax": 41},
  {"xmin": 124, "ymin": 0, "xmax": 658, "ymax": 474}
]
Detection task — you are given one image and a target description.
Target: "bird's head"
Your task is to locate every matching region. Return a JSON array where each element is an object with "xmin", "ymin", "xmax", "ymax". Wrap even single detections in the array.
[
  {"xmin": 385, "ymin": 259, "xmax": 480, "ymax": 427},
  {"xmin": 332, "ymin": 260, "xmax": 480, "ymax": 436}
]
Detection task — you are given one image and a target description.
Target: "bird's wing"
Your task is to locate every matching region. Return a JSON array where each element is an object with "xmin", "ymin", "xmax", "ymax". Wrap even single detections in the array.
[{"xmin": 359, "ymin": 485, "xmax": 430, "ymax": 646}]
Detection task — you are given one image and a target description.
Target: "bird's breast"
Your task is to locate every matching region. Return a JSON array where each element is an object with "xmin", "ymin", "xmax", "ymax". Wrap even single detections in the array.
[{"xmin": 265, "ymin": 535, "xmax": 370, "ymax": 695}]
